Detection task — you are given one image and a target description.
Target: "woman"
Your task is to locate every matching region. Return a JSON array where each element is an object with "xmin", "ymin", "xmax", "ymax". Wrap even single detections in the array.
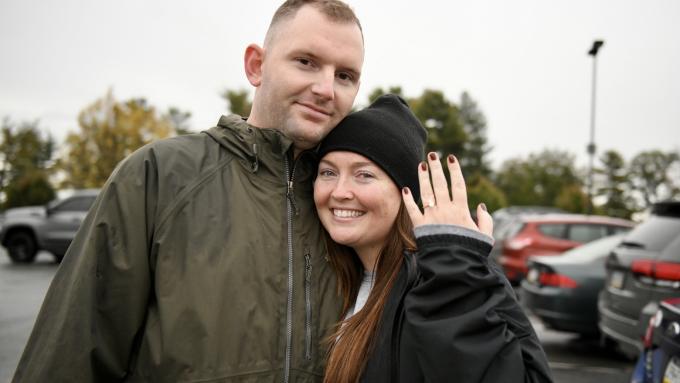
[{"xmin": 314, "ymin": 94, "xmax": 553, "ymax": 383}]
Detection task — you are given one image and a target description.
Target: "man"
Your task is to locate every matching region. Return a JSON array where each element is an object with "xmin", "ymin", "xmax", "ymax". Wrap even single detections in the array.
[{"xmin": 12, "ymin": 1, "xmax": 364, "ymax": 382}]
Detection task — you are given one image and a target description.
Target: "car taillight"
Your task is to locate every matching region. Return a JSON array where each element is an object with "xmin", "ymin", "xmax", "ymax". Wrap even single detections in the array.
[
  {"xmin": 643, "ymin": 312, "xmax": 660, "ymax": 348},
  {"xmin": 506, "ymin": 237, "xmax": 532, "ymax": 251},
  {"xmin": 538, "ymin": 272, "xmax": 578, "ymax": 288},
  {"xmin": 631, "ymin": 260, "xmax": 680, "ymax": 282}
]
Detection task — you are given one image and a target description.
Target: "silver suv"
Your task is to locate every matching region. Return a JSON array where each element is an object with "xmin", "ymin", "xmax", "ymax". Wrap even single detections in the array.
[{"xmin": 0, "ymin": 189, "xmax": 99, "ymax": 263}]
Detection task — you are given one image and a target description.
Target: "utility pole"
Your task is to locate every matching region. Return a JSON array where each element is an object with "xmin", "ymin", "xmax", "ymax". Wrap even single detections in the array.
[{"xmin": 587, "ymin": 40, "xmax": 604, "ymax": 214}]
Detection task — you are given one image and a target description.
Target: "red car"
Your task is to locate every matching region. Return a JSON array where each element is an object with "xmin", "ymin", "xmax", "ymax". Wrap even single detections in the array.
[{"xmin": 499, "ymin": 214, "xmax": 634, "ymax": 284}]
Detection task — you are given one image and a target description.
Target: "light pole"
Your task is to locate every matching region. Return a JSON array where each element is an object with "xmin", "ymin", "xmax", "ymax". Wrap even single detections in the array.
[{"xmin": 587, "ymin": 40, "xmax": 604, "ymax": 214}]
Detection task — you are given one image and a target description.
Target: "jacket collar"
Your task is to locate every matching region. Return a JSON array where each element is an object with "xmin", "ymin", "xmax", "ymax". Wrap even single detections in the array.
[{"xmin": 204, "ymin": 114, "xmax": 318, "ymax": 186}]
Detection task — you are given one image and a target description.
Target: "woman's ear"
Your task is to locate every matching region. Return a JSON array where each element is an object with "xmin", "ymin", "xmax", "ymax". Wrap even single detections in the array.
[{"xmin": 244, "ymin": 44, "xmax": 264, "ymax": 87}]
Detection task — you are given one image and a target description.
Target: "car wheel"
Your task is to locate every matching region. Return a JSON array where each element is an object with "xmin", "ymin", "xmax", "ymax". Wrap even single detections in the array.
[{"xmin": 6, "ymin": 231, "xmax": 38, "ymax": 263}]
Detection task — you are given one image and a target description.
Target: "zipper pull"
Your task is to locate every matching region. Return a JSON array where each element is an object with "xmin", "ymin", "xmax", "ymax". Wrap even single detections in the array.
[
  {"xmin": 305, "ymin": 252, "xmax": 312, "ymax": 283},
  {"xmin": 286, "ymin": 180, "xmax": 300, "ymax": 216}
]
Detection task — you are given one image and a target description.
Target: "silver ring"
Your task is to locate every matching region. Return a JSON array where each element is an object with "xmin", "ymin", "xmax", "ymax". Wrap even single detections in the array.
[{"xmin": 424, "ymin": 200, "xmax": 435, "ymax": 208}]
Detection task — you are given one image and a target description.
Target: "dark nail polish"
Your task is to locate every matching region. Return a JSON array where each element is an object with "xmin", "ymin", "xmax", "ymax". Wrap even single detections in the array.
[
  {"xmin": 448, "ymin": 155, "xmax": 455, "ymax": 163},
  {"xmin": 480, "ymin": 203, "xmax": 487, "ymax": 212},
  {"xmin": 402, "ymin": 187, "xmax": 410, "ymax": 195},
  {"xmin": 428, "ymin": 152, "xmax": 437, "ymax": 161},
  {"xmin": 420, "ymin": 162, "xmax": 427, "ymax": 171}
]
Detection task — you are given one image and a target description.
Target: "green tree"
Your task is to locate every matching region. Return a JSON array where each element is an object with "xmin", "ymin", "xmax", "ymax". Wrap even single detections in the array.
[
  {"xmin": 467, "ymin": 175, "xmax": 507, "ymax": 213},
  {"xmin": 595, "ymin": 150, "xmax": 635, "ymax": 218},
  {"xmin": 4, "ymin": 171, "xmax": 55, "ymax": 209},
  {"xmin": 495, "ymin": 149, "xmax": 583, "ymax": 207},
  {"xmin": 555, "ymin": 184, "xmax": 589, "ymax": 213},
  {"xmin": 367, "ymin": 86, "xmax": 404, "ymax": 104},
  {"xmin": 0, "ymin": 118, "xmax": 55, "ymax": 209},
  {"xmin": 222, "ymin": 89, "xmax": 252, "ymax": 116},
  {"xmin": 458, "ymin": 91, "xmax": 492, "ymax": 179},
  {"xmin": 409, "ymin": 89, "xmax": 467, "ymax": 157},
  {"xmin": 59, "ymin": 90, "xmax": 174, "ymax": 188},
  {"xmin": 628, "ymin": 150, "xmax": 680, "ymax": 207}
]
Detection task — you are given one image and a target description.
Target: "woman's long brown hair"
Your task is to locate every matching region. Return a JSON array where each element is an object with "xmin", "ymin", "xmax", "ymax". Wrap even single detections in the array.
[{"xmin": 323, "ymin": 204, "xmax": 417, "ymax": 383}]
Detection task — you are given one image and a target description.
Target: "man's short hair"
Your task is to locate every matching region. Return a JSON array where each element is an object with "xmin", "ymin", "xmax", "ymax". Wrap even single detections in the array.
[{"xmin": 265, "ymin": 0, "xmax": 362, "ymax": 46}]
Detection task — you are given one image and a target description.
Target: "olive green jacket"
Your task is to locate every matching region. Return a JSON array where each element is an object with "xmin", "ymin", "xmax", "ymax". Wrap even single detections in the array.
[{"xmin": 13, "ymin": 115, "xmax": 342, "ymax": 382}]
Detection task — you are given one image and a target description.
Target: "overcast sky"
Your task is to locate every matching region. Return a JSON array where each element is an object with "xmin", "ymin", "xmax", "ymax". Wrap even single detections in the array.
[{"xmin": 1, "ymin": 0, "xmax": 678, "ymax": 169}]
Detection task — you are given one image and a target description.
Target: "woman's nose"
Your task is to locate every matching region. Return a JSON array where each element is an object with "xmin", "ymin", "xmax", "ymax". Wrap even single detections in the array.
[{"xmin": 330, "ymin": 178, "xmax": 353, "ymax": 200}]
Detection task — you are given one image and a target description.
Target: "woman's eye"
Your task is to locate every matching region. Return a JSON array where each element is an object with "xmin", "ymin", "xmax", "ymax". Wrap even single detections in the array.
[
  {"xmin": 357, "ymin": 172, "xmax": 374, "ymax": 179},
  {"xmin": 319, "ymin": 169, "xmax": 336, "ymax": 177}
]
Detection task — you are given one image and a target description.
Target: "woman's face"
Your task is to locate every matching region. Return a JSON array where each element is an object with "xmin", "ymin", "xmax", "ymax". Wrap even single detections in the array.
[{"xmin": 314, "ymin": 151, "xmax": 402, "ymax": 259}]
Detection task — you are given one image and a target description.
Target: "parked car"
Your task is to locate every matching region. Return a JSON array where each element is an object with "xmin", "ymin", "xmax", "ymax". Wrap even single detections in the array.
[
  {"xmin": 489, "ymin": 206, "xmax": 566, "ymax": 264},
  {"xmin": 630, "ymin": 298, "xmax": 680, "ymax": 383},
  {"xmin": 599, "ymin": 201, "xmax": 680, "ymax": 359},
  {"xmin": 0, "ymin": 189, "xmax": 99, "ymax": 263},
  {"xmin": 499, "ymin": 214, "xmax": 634, "ymax": 284},
  {"xmin": 521, "ymin": 233, "xmax": 626, "ymax": 336}
]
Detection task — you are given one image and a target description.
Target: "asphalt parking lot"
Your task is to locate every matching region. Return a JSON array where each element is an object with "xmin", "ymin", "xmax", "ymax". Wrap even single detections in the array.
[{"xmin": 0, "ymin": 250, "xmax": 635, "ymax": 383}]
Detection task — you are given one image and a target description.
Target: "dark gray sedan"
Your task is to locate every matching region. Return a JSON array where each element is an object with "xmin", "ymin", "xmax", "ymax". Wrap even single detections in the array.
[{"xmin": 521, "ymin": 233, "xmax": 626, "ymax": 336}]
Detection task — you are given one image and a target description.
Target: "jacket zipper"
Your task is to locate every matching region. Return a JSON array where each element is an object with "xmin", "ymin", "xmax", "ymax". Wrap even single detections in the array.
[
  {"xmin": 304, "ymin": 250, "xmax": 313, "ymax": 360},
  {"xmin": 284, "ymin": 157, "xmax": 294, "ymax": 383}
]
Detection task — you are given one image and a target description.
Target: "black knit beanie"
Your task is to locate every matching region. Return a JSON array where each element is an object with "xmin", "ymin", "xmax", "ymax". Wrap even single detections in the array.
[{"xmin": 317, "ymin": 94, "xmax": 428, "ymax": 202}]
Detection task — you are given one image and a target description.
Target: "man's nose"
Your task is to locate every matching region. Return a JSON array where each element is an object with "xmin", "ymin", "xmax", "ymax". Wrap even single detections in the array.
[{"xmin": 311, "ymin": 69, "xmax": 335, "ymax": 101}]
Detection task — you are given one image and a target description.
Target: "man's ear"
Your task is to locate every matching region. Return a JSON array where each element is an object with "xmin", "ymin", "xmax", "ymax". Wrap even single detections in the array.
[{"xmin": 244, "ymin": 44, "xmax": 264, "ymax": 87}]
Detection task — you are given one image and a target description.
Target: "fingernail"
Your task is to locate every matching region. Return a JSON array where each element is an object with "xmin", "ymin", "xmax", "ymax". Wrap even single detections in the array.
[
  {"xmin": 448, "ymin": 154, "xmax": 455, "ymax": 163},
  {"xmin": 420, "ymin": 162, "xmax": 427, "ymax": 171},
  {"xmin": 428, "ymin": 152, "xmax": 437, "ymax": 161},
  {"xmin": 480, "ymin": 203, "xmax": 487, "ymax": 212},
  {"xmin": 402, "ymin": 187, "xmax": 410, "ymax": 195}
]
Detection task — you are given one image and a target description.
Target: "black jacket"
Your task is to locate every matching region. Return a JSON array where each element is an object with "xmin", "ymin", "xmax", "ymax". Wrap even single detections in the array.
[{"xmin": 361, "ymin": 228, "xmax": 553, "ymax": 382}]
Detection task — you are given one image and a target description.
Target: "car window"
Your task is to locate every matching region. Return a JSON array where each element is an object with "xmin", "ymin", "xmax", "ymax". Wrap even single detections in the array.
[
  {"xmin": 537, "ymin": 223, "xmax": 567, "ymax": 239},
  {"xmin": 608, "ymin": 225, "xmax": 632, "ymax": 235},
  {"xmin": 567, "ymin": 224, "xmax": 609, "ymax": 243},
  {"xmin": 622, "ymin": 216, "xmax": 680, "ymax": 252},
  {"xmin": 52, "ymin": 196, "xmax": 96, "ymax": 213}
]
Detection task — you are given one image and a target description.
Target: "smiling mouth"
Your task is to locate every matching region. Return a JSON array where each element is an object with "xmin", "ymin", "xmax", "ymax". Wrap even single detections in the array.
[
  {"xmin": 298, "ymin": 102, "xmax": 332, "ymax": 117},
  {"xmin": 332, "ymin": 209, "xmax": 365, "ymax": 218}
]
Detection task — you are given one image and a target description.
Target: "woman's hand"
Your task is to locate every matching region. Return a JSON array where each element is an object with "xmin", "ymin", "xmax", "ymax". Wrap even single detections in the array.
[{"xmin": 402, "ymin": 152, "xmax": 493, "ymax": 237}]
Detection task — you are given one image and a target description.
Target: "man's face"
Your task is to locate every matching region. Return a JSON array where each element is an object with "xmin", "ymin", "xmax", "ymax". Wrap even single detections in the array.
[{"xmin": 247, "ymin": 6, "xmax": 364, "ymax": 152}]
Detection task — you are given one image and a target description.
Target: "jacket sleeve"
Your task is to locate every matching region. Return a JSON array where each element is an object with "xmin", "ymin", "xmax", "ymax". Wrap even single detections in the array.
[
  {"xmin": 12, "ymin": 147, "xmax": 160, "ymax": 383},
  {"xmin": 402, "ymin": 225, "xmax": 553, "ymax": 383}
]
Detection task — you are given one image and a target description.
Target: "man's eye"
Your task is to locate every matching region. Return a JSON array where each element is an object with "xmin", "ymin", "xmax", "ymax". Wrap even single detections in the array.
[
  {"xmin": 357, "ymin": 172, "xmax": 374, "ymax": 179},
  {"xmin": 337, "ymin": 72, "xmax": 354, "ymax": 82},
  {"xmin": 297, "ymin": 58, "xmax": 312, "ymax": 66}
]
